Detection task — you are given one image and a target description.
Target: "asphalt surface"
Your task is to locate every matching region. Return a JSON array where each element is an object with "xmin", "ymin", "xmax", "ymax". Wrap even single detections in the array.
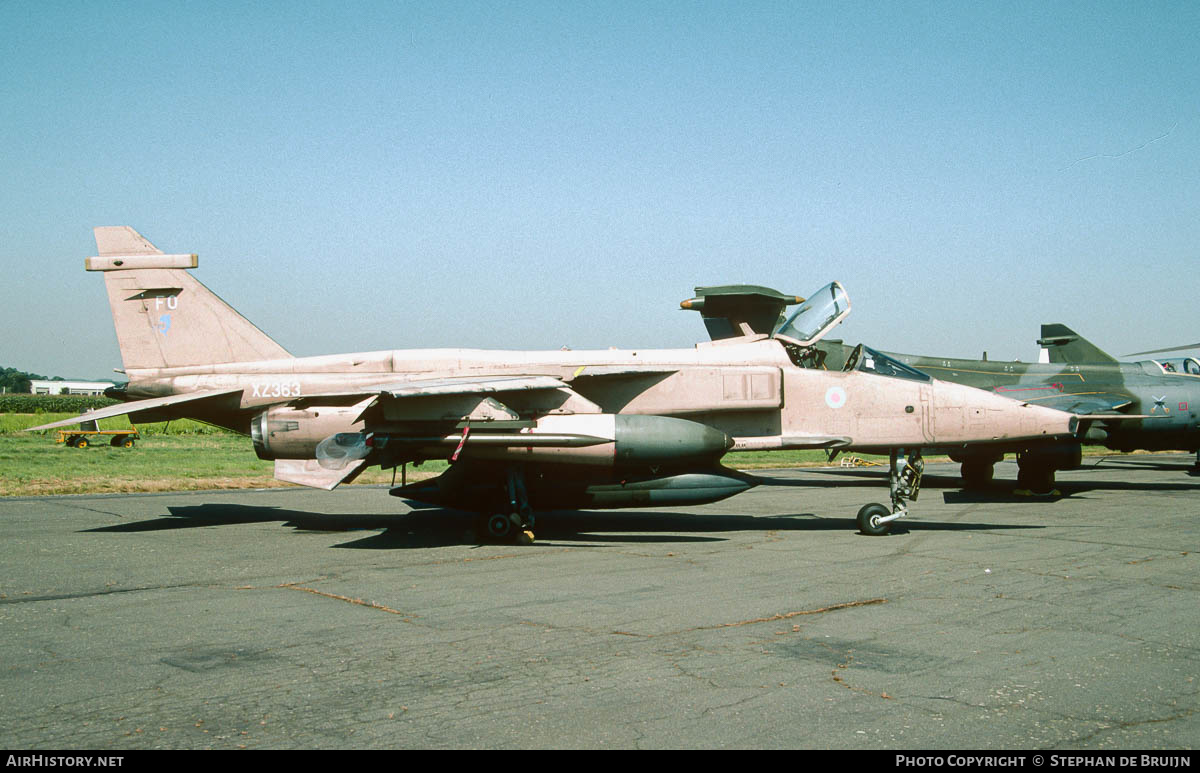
[{"xmin": 1, "ymin": 455, "xmax": 1197, "ymax": 750}]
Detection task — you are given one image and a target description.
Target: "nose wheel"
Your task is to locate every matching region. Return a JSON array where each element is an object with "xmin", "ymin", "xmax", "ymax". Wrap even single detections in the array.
[
  {"xmin": 856, "ymin": 503, "xmax": 892, "ymax": 536},
  {"xmin": 857, "ymin": 449, "xmax": 923, "ymax": 536}
]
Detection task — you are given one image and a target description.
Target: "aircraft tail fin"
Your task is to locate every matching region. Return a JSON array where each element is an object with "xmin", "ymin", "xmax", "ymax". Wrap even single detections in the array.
[
  {"xmin": 1037, "ymin": 323, "xmax": 1117, "ymax": 364},
  {"xmin": 88, "ymin": 227, "xmax": 292, "ymax": 370},
  {"xmin": 94, "ymin": 225, "xmax": 164, "ymax": 257}
]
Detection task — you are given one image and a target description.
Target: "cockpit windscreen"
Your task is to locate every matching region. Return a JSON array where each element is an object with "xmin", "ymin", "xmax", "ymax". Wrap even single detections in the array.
[{"xmin": 848, "ymin": 345, "xmax": 931, "ymax": 382}]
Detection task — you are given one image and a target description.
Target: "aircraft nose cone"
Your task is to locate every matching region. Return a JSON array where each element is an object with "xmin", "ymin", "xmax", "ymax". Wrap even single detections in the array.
[
  {"xmin": 934, "ymin": 380, "xmax": 1079, "ymax": 443},
  {"xmin": 1009, "ymin": 399, "xmax": 1078, "ymax": 439}
]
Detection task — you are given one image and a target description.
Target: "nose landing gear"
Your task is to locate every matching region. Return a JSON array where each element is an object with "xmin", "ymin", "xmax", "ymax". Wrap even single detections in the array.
[{"xmin": 857, "ymin": 449, "xmax": 923, "ymax": 536}]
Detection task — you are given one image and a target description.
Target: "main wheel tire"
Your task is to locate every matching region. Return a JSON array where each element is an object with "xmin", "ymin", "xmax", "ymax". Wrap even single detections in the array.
[
  {"xmin": 486, "ymin": 513, "xmax": 514, "ymax": 540},
  {"xmin": 961, "ymin": 459, "xmax": 994, "ymax": 490},
  {"xmin": 856, "ymin": 503, "xmax": 892, "ymax": 536},
  {"xmin": 1017, "ymin": 465, "xmax": 1055, "ymax": 494},
  {"xmin": 75, "ymin": 438, "xmax": 89, "ymax": 449}
]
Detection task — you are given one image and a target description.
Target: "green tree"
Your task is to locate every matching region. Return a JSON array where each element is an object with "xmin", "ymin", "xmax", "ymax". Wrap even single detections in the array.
[{"xmin": 0, "ymin": 368, "xmax": 47, "ymax": 394}]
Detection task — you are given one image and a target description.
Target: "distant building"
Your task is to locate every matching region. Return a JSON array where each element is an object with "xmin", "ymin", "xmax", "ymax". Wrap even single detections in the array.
[{"xmin": 29, "ymin": 380, "xmax": 114, "ymax": 396}]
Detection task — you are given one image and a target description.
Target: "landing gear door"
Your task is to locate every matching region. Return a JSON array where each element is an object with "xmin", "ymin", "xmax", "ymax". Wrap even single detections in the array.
[
  {"xmin": 771, "ymin": 282, "xmax": 851, "ymax": 347},
  {"xmin": 919, "ymin": 383, "xmax": 934, "ymax": 444}
]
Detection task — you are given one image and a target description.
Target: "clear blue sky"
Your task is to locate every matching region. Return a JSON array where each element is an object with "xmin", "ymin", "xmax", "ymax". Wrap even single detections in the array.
[{"xmin": 2, "ymin": 1, "xmax": 1197, "ymax": 379}]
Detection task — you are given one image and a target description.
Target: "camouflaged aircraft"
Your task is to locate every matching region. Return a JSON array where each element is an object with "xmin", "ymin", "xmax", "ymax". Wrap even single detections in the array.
[
  {"xmin": 683, "ymin": 286, "xmax": 1197, "ymax": 494},
  {"xmin": 32, "ymin": 228, "xmax": 1078, "ymax": 539}
]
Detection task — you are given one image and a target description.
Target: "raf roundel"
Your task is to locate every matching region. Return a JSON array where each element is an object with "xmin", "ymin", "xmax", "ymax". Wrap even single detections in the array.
[{"xmin": 825, "ymin": 386, "xmax": 847, "ymax": 410}]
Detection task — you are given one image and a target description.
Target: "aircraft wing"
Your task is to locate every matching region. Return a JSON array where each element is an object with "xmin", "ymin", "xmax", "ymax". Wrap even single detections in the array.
[
  {"xmin": 297, "ymin": 371, "xmax": 680, "ymax": 402},
  {"xmin": 564, "ymin": 365, "xmax": 678, "ymax": 380},
  {"xmin": 1058, "ymin": 396, "xmax": 1136, "ymax": 415},
  {"xmin": 27, "ymin": 374, "xmax": 612, "ymax": 434},
  {"xmin": 26, "ymin": 377, "xmax": 568, "ymax": 432},
  {"xmin": 293, "ymin": 372, "xmax": 688, "ymax": 423},
  {"xmin": 990, "ymin": 388, "xmax": 1133, "ymax": 415},
  {"xmin": 285, "ymin": 375, "xmax": 571, "ymax": 405},
  {"xmin": 280, "ymin": 375, "xmax": 598, "ymax": 427},
  {"xmin": 25, "ymin": 388, "xmax": 244, "ymax": 431},
  {"xmin": 378, "ymin": 375, "xmax": 568, "ymax": 397}
]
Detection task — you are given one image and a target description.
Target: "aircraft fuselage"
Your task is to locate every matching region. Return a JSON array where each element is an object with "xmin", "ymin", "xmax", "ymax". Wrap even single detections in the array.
[{"xmin": 117, "ymin": 338, "xmax": 1076, "ymax": 457}]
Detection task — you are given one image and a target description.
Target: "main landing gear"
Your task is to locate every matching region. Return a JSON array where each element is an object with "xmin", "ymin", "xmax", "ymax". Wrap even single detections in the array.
[
  {"xmin": 1015, "ymin": 459, "xmax": 1057, "ymax": 495},
  {"xmin": 480, "ymin": 466, "xmax": 537, "ymax": 544},
  {"xmin": 857, "ymin": 449, "xmax": 924, "ymax": 536},
  {"xmin": 956, "ymin": 447, "xmax": 1074, "ymax": 495},
  {"xmin": 960, "ymin": 457, "xmax": 997, "ymax": 490},
  {"xmin": 1015, "ymin": 447, "xmax": 1077, "ymax": 495}
]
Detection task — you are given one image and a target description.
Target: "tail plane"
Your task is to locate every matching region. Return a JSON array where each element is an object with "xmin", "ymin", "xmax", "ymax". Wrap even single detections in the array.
[{"xmin": 89, "ymin": 227, "xmax": 291, "ymax": 370}]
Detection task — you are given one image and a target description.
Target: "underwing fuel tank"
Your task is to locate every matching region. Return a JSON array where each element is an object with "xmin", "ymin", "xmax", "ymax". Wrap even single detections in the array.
[
  {"xmin": 360, "ymin": 414, "xmax": 731, "ymax": 467},
  {"xmin": 386, "ymin": 415, "xmax": 747, "ymax": 512},
  {"xmin": 574, "ymin": 471, "xmax": 755, "ymax": 508},
  {"xmin": 436, "ymin": 414, "xmax": 734, "ymax": 467},
  {"xmin": 253, "ymin": 410, "xmax": 734, "ymax": 467},
  {"xmin": 391, "ymin": 467, "xmax": 755, "ymax": 511}
]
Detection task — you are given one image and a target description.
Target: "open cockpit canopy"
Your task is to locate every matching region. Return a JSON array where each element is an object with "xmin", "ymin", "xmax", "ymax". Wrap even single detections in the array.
[{"xmin": 770, "ymin": 281, "xmax": 851, "ymax": 347}]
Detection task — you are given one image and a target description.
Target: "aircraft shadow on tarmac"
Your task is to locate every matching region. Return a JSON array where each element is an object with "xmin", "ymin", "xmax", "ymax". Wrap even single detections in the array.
[
  {"xmin": 81, "ymin": 502, "xmax": 1042, "ymax": 549},
  {"xmin": 754, "ymin": 465, "xmax": 1200, "ymax": 504},
  {"xmin": 1083, "ymin": 456, "xmax": 1200, "ymax": 475}
]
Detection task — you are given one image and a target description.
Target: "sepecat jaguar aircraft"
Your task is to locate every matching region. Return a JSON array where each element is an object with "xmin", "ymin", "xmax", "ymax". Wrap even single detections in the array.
[{"xmin": 33, "ymin": 228, "xmax": 1077, "ymax": 538}]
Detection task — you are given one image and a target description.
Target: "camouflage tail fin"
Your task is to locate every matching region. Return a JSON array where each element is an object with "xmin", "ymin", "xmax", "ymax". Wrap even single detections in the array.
[
  {"xmin": 1037, "ymin": 323, "xmax": 1117, "ymax": 364},
  {"xmin": 88, "ymin": 226, "xmax": 292, "ymax": 370}
]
